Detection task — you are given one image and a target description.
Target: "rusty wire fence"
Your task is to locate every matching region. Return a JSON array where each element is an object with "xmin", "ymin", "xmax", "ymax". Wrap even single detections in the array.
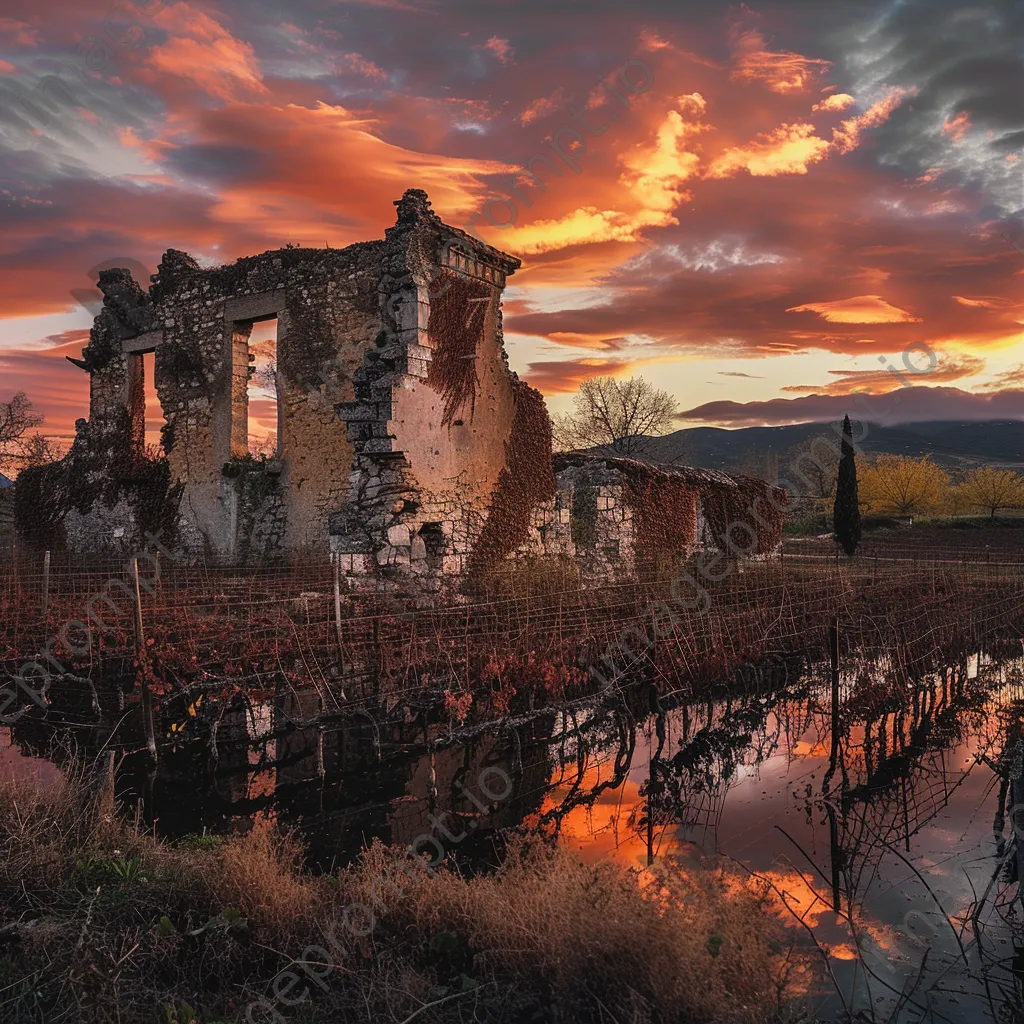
[{"xmin": 2, "ymin": 533, "xmax": 1023, "ymax": 720}]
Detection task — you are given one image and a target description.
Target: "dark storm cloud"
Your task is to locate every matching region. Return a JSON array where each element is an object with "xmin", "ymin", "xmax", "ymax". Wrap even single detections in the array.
[
  {"xmin": 825, "ymin": 0, "xmax": 1024, "ymax": 208},
  {"xmin": 164, "ymin": 143, "xmax": 270, "ymax": 182}
]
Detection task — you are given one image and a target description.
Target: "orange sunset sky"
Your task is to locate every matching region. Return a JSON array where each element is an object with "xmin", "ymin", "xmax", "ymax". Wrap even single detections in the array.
[{"xmin": 1, "ymin": 0, "xmax": 1022, "ymax": 445}]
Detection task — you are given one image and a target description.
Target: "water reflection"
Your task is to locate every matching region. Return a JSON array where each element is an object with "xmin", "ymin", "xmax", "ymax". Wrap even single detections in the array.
[{"xmin": 3, "ymin": 649, "xmax": 1024, "ymax": 1023}]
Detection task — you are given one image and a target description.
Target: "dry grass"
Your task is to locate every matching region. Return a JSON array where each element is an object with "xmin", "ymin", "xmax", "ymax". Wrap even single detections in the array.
[
  {"xmin": 352, "ymin": 838, "xmax": 794, "ymax": 1024},
  {"xmin": 0, "ymin": 768, "xmax": 802, "ymax": 1024}
]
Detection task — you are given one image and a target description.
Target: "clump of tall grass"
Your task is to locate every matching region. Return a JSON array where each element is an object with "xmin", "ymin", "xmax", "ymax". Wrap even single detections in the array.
[{"xmin": 0, "ymin": 766, "xmax": 799, "ymax": 1023}]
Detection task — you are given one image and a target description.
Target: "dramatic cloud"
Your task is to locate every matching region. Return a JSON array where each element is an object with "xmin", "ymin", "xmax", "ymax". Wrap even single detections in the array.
[
  {"xmin": 786, "ymin": 296, "xmax": 922, "ymax": 325},
  {"xmin": 521, "ymin": 357, "xmax": 639, "ymax": 394},
  {"xmin": 829, "ymin": 89, "xmax": 909, "ymax": 155},
  {"xmin": 476, "ymin": 36, "xmax": 514, "ymax": 65},
  {"xmin": 518, "ymin": 88, "xmax": 568, "ymax": 126},
  {"xmin": 0, "ymin": 331, "xmax": 92, "ymax": 439},
  {"xmin": 142, "ymin": 6, "xmax": 268, "ymax": 102},
  {"xmin": 0, "ymin": 0, "xmax": 1020, "ymax": 438},
  {"xmin": 813, "ymin": 93, "xmax": 855, "ymax": 113},
  {"xmin": 729, "ymin": 27, "xmax": 830, "ymax": 94},
  {"xmin": 781, "ymin": 352, "xmax": 986, "ymax": 395},
  {"xmin": 706, "ymin": 123, "xmax": 831, "ymax": 178},
  {"xmin": 339, "ymin": 53, "xmax": 388, "ymax": 80}
]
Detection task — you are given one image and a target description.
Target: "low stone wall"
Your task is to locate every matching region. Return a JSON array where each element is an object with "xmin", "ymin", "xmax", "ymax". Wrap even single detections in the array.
[{"xmin": 517, "ymin": 454, "xmax": 786, "ymax": 580}]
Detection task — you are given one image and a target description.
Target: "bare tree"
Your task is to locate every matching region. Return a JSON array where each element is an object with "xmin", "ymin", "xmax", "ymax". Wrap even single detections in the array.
[
  {"xmin": 784, "ymin": 437, "xmax": 840, "ymax": 501},
  {"xmin": 552, "ymin": 376, "xmax": 678, "ymax": 456},
  {"xmin": 16, "ymin": 433, "xmax": 68, "ymax": 469},
  {"xmin": 249, "ymin": 338, "xmax": 278, "ymax": 392},
  {"xmin": 0, "ymin": 392, "xmax": 44, "ymax": 472}
]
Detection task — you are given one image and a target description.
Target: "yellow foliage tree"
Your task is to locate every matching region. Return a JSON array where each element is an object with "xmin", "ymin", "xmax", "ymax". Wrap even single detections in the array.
[
  {"xmin": 859, "ymin": 455, "xmax": 950, "ymax": 517},
  {"xmin": 954, "ymin": 466, "xmax": 1024, "ymax": 519}
]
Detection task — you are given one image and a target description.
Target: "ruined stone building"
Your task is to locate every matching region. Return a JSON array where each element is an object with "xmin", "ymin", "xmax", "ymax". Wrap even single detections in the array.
[
  {"xmin": 530, "ymin": 454, "xmax": 786, "ymax": 574},
  {"xmin": 17, "ymin": 188, "xmax": 784, "ymax": 586}
]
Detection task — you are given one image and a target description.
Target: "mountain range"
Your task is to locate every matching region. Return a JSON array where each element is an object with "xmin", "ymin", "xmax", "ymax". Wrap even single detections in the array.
[{"xmin": 607, "ymin": 420, "xmax": 1024, "ymax": 475}]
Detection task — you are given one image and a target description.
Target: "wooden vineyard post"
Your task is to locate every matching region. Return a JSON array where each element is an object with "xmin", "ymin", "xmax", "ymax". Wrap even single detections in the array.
[
  {"xmin": 11, "ymin": 534, "xmax": 19, "ymax": 606},
  {"xmin": 332, "ymin": 553, "xmax": 346, "ymax": 702},
  {"xmin": 332, "ymin": 553, "xmax": 343, "ymax": 650},
  {"xmin": 647, "ymin": 777, "xmax": 654, "ymax": 867},
  {"xmin": 133, "ymin": 558, "xmax": 157, "ymax": 763},
  {"xmin": 41, "ymin": 550, "xmax": 50, "ymax": 618},
  {"xmin": 829, "ymin": 614, "xmax": 840, "ymax": 772}
]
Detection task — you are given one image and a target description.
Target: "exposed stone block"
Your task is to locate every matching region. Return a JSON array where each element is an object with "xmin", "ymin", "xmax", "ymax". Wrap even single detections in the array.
[{"xmin": 387, "ymin": 523, "xmax": 411, "ymax": 546}]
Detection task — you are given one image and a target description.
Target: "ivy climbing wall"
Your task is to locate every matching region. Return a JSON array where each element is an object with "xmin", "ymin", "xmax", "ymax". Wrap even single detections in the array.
[{"xmin": 519, "ymin": 454, "xmax": 787, "ymax": 580}]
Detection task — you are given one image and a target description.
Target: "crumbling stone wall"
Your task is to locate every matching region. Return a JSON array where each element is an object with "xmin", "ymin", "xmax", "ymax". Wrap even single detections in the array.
[
  {"xmin": 14, "ymin": 269, "xmax": 180, "ymax": 555},
  {"xmin": 22, "ymin": 189, "xmax": 529, "ymax": 579},
  {"xmin": 330, "ymin": 190, "xmax": 525, "ymax": 587},
  {"xmin": 144, "ymin": 242, "xmax": 386, "ymax": 559}
]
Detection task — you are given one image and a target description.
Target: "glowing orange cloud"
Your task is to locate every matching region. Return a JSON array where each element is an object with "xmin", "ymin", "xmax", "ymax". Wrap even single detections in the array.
[
  {"xmin": 782, "ymin": 353, "xmax": 986, "ymax": 395},
  {"xmin": 831, "ymin": 89, "xmax": 909, "ymax": 155},
  {"xmin": 706, "ymin": 123, "xmax": 831, "ymax": 178},
  {"xmin": 707, "ymin": 88, "xmax": 905, "ymax": 180},
  {"xmin": 942, "ymin": 111, "xmax": 971, "ymax": 142},
  {"xmin": 729, "ymin": 28, "xmax": 830, "ymax": 94},
  {"xmin": 496, "ymin": 95, "xmax": 708, "ymax": 254},
  {"xmin": 813, "ymin": 93, "xmax": 855, "ymax": 112},
  {"xmin": 620, "ymin": 94, "xmax": 708, "ymax": 213},
  {"xmin": 518, "ymin": 88, "xmax": 568, "ymax": 126},
  {"xmin": 143, "ymin": 5, "xmax": 268, "ymax": 101},
  {"xmin": 148, "ymin": 99, "xmax": 517, "ymax": 242},
  {"xmin": 953, "ymin": 295, "xmax": 1021, "ymax": 311},
  {"xmin": 523, "ymin": 357, "xmax": 641, "ymax": 394},
  {"xmin": 786, "ymin": 295, "xmax": 923, "ymax": 324}
]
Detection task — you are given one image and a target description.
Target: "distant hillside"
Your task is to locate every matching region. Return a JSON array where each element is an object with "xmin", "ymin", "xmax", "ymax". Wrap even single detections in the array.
[{"xmin": 591, "ymin": 420, "xmax": 1024, "ymax": 475}]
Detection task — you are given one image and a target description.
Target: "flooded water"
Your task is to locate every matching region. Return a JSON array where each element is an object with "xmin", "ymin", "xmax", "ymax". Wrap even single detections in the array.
[{"xmin": 4, "ymin": 651, "xmax": 1024, "ymax": 1023}]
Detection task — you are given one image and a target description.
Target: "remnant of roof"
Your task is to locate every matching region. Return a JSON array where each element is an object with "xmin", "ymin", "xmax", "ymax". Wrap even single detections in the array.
[{"xmin": 553, "ymin": 452, "xmax": 738, "ymax": 488}]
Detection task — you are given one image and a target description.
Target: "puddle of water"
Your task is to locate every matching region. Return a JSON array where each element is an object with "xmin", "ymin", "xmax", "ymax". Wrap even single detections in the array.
[{"xmin": 4, "ymin": 655, "xmax": 1024, "ymax": 1022}]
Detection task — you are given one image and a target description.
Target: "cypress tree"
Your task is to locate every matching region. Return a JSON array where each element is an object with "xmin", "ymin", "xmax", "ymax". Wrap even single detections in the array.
[{"xmin": 833, "ymin": 414, "xmax": 861, "ymax": 556}]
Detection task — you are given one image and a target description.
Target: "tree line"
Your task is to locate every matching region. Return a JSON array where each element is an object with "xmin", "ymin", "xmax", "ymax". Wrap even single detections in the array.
[{"xmin": 789, "ymin": 440, "xmax": 1024, "ymax": 521}]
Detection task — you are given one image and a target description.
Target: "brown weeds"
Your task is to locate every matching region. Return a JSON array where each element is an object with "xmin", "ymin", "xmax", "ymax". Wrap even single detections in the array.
[{"xmin": 0, "ymin": 771, "xmax": 797, "ymax": 1024}]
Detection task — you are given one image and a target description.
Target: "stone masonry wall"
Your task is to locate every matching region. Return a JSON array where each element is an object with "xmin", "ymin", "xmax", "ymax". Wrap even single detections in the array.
[
  {"xmin": 524, "ymin": 455, "xmax": 786, "ymax": 579},
  {"xmin": 330, "ymin": 190, "xmax": 522, "ymax": 589},
  {"xmin": 31, "ymin": 189, "xmax": 529, "ymax": 579},
  {"xmin": 149, "ymin": 242, "xmax": 386, "ymax": 559}
]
